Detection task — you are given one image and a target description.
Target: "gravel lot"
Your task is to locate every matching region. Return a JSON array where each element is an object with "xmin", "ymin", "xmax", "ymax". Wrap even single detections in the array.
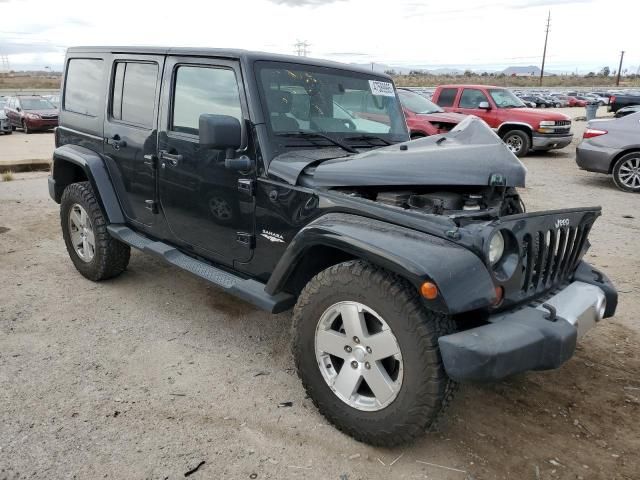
[{"xmin": 1, "ymin": 109, "xmax": 639, "ymax": 480}]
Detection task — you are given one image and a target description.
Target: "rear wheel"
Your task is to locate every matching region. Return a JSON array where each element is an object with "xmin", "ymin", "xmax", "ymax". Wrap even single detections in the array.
[
  {"xmin": 502, "ymin": 129, "xmax": 530, "ymax": 157},
  {"xmin": 292, "ymin": 260, "xmax": 456, "ymax": 446},
  {"xmin": 60, "ymin": 182, "xmax": 131, "ymax": 280},
  {"xmin": 612, "ymin": 153, "xmax": 640, "ymax": 193}
]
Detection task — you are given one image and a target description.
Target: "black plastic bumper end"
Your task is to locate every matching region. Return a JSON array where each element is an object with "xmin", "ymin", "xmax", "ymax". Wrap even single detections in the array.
[{"xmin": 439, "ymin": 310, "xmax": 577, "ymax": 382}]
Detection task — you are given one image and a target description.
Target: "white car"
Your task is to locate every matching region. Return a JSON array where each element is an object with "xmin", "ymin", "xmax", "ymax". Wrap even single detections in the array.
[{"xmin": 0, "ymin": 99, "xmax": 12, "ymax": 134}]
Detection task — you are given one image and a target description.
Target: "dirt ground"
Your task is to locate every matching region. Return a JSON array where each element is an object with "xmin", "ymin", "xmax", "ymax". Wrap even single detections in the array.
[{"xmin": 1, "ymin": 111, "xmax": 639, "ymax": 480}]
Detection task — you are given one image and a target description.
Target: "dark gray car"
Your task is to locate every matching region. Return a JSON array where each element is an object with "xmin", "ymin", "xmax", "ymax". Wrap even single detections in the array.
[{"xmin": 576, "ymin": 112, "xmax": 640, "ymax": 193}]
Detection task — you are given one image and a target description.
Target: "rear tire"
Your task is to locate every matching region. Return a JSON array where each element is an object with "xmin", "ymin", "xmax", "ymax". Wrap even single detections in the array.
[
  {"xmin": 60, "ymin": 182, "xmax": 131, "ymax": 281},
  {"xmin": 612, "ymin": 152, "xmax": 640, "ymax": 193},
  {"xmin": 502, "ymin": 129, "xmax": 530, "ymax": 157},
  {"xmin": 292, "ymin": 260, "xmax": 456, "ymax": 446}
]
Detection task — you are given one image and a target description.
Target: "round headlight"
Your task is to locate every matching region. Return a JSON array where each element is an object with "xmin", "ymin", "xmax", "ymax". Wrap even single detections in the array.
[{"xmin": 489, "ymin": 231, "xmax": 505, "ymax": 265}]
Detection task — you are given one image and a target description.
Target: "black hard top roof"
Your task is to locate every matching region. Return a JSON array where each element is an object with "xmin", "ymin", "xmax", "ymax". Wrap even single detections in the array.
[{"xmin": 66, "ymin": 46, "xmax": 392, "ymax": 79}]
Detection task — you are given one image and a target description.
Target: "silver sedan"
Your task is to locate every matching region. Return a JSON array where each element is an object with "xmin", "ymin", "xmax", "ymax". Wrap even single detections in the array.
[{"xmin": 576, "ymin": 112, "xmax": 640, "ymax": 193}]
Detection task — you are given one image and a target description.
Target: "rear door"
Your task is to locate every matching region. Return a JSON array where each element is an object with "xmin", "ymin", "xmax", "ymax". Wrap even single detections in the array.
[
  {"xmin": 156, "ymin": 56, "xmax": 254, "ymax": 264},
  {"xmin": 103, "ymin": 54, "xmax": 165, "ymax": 227}
]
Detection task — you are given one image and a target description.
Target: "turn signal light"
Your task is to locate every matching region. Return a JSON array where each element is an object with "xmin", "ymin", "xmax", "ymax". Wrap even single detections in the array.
[
  {"xmin": 583, "ymin": 128, "xmax": 608, "ymax": 139},
  {"xmin": 420, "ymin": 281, "xmax": 439, "ymax": 300}
]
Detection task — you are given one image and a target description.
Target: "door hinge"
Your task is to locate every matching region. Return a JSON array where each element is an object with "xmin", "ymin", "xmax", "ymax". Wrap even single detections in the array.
[
  {"xmin": 238, "ymin": 178, "xmax": 255, "ymax": 196},
  {"xmin": 236, "ymin": 232, "xmax": 255, "ymax": 248},
  {"xmin": 144, "ymin": 154, "xmax": 158, "ymax": 169},
  {"xmin": 145, "ymin": 200, "xmax": 159, "ymax": 214}
]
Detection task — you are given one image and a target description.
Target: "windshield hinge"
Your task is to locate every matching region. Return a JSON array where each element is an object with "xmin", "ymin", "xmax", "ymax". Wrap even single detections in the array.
[{"xmin": 238, "ymin": 178, "xmax": 255, "ymax": 196}]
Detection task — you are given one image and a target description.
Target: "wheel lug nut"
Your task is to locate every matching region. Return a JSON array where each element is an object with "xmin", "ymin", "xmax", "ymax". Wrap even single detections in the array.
[
  {"xmin": 351, "ymin": 361, "xmax": 358, "ymax": 369},
  {"xmin": 364, "ymin": 362, "xmax": 371, "ymax": 370},
  {"xmin": 353, "ymin": 336, "xmax": 360, "ymax": 344},
  {"xmin": 344, "ymin": 345, "xmax": 352, "ymax": 353},
  {"xmin": 366, "ymin": 346, "xmax": 372, "ymax": 354}
]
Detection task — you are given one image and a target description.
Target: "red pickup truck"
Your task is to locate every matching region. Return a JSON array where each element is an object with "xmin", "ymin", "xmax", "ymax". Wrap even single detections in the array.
[{"xmin": 432, "ymin": 85, "xmax": 573, "ymax": 156}]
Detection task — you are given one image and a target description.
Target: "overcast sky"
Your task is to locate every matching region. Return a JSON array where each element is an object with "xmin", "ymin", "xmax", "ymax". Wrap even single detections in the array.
[{"xmin": 1, "ymin": 0, "xmax": 638, "ymax": 73}]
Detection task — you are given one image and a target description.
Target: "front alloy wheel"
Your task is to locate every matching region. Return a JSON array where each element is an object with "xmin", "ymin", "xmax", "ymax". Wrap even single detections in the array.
[
  {"xmin": 292, "ymin": 260, "xmax": 456, "ymax": 446},
  {"xmin": 502, "ymin": 130, "xmax": 530, "ymax": 157},
  {"xmin": 315, "ymin": 301, "xmax": 403, "ymax": 411}
]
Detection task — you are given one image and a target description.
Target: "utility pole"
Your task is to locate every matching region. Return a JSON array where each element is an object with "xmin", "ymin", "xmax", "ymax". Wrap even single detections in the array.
[
  {"xmin": 539, "ymin": 10, "xmax": 551, "ymax": 86},
  {"xmin": 616, "ymin": 50, "xmax": 625, "ymax": 86},
  {"xmin": 294, "ymin": 40, "xmax": 311, "ymax": 57},
  {"xmin": 0, "ymin": 54, "xmax": 10, "ymax": 75}
]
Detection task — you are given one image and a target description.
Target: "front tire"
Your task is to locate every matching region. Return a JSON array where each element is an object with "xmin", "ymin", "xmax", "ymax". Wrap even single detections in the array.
[
  {"xmin": 22, "ymin": 121, "xmax": 31, "ymax": 134},
  {"xmin": 60, "ymin": 182, "xmax": 131, "ymax": 280},
  {"xmin": 612, "ymin": 153, "xmax": 640, "ymax": 193},
  {"xmin": 502, "ymin": 129, "xmax": 530, "ymax": 157},
  {"xmin": 292, "ymin": 260, "xmax": 456, "ymax": 446}
]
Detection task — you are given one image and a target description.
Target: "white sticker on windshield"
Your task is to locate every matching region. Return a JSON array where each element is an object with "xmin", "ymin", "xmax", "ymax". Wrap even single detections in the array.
[{"xmin": 369, "ymin": 80, "xmax": 395, "ymax": 97}]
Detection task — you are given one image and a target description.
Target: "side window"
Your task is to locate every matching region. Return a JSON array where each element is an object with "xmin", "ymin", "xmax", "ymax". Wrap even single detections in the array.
[
  {"xmin": 111, "ymin": 61, "xmax": 158, "ymax": 127},
  {"xmin": 437, "ymin": 88, "xmax": 458, "ymax": 107},
  {"xmin": 64, "ymin": 58, "xmax": 104, "ymax": 116},
  {"xmin": 171, "ymin": 66, "xmax": 242, "ymax": 136},
  {"xmin": 459, "ymin": 89, "xmax": 488, "ymax": 109}
]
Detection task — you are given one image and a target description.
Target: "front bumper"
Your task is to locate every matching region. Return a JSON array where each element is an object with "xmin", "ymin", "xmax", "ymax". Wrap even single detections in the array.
[
  {"xmin": 532, "ymin": 133, "xmax": 573, "ymax": 150},
  {"xmin": 25, "ymin": 117, "xmax": 58, "ymax": 130},
  {"xmin": 439, "ymin": 264, "xmax": 617, "ymax": 382}
]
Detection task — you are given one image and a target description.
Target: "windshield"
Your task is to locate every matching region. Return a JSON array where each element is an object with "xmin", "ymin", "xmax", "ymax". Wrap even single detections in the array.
[
  {"xmin": 398, "ymin": 90, "xmax": 443, "ymax": 114},
  {"xmin": 256, "ymin": 61, "xmax": 408, "ymax": 146},
  {"xmin": 488, "ymin": 89, "xmax": 526, "ymax": 108},
  {"xmin": 0, "ymin": 99, "xmax": 6, "ymax": 109},
  {"xmin": 20, "ymin": 98, "xmax": 55, "ymax": 110}
]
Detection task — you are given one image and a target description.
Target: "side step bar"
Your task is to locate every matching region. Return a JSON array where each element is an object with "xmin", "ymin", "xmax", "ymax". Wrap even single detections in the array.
[{"xmin": 107, "ymin": 225, "xmax": 295, "ymax": 314}]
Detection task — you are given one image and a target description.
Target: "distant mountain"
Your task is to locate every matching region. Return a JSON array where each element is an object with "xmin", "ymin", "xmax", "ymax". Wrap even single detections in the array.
[{"xmin": 502, "ymin": 65, "xmax": 542, "ymax": 76}]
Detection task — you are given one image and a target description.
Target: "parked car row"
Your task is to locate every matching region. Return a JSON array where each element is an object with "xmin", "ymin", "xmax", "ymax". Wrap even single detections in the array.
[{"xmin": 1, "ymin": 94, "xmax": 59, "ymax": 134}]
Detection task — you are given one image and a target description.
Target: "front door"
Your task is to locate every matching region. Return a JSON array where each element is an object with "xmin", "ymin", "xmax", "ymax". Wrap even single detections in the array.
[
  {"xmin": 455, "ymin": 88, "xmax": 498, "ymax": 127},
  {"xmin": 103, "ymin": 54, "xmax": 164, "ymax": 227},
  {"xmin": 157, "ymin": 56, "xmax": 254, "ymax": 264}
]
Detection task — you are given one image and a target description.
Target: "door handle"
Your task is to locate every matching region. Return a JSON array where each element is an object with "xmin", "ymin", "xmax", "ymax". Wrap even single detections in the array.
[
  {"xmin": 159, "ymin": 150, "xmax": 183, "ymax": 167},
  {"xmin": 106, "ymin": 134, "xmax": 127, "ymax": 150}
]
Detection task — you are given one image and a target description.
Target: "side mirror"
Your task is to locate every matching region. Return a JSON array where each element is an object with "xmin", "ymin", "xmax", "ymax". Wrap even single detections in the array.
[
  {"xmin": 199, "ymin": 114, "xmax": 241, "ymax": 150},
  {"xmin": 478, "ymin": 101, "xmax": 491, "ymax": 110}
]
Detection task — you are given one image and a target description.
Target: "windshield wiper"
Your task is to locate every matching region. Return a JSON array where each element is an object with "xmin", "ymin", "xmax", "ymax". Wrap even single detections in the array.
[
  {"xmin": 344, "ymin": 134, "xmax": 392, "ymax": 146},
  {"xmin": 276, "ymin": 131, "xmax": 358, "ymax": 154}
]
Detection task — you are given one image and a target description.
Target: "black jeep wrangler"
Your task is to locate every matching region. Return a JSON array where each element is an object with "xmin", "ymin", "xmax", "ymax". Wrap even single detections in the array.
[{"xmin": 49, "ymin": 47, "xmax": 617, "ymax": 446}]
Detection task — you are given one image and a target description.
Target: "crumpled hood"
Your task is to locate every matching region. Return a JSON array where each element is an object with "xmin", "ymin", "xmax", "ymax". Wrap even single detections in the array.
[{"xmin": 269, "ymin": 116, "xmax": 527, "ymax": 188}]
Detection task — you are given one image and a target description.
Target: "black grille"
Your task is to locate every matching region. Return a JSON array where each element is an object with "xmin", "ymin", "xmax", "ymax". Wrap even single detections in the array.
[
  {"xmin": 494, "ymin": 208, "xmax": 600, "ymax": 308},
  {"xmin": 520, "ymin": 223, "xmax": 591, "ymax": 293}
]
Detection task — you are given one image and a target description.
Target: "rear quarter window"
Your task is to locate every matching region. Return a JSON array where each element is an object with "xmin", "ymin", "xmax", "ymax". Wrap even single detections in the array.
[
  {"xmin": 437, "ymin": 88, "xmax": 458, "ymax": 108},
  {"xmin": 64, "ymin": 58, "xmax": 104, "ymax": 117}
]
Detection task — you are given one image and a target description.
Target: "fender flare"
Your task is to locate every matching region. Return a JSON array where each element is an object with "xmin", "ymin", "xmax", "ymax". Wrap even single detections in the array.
[
  {"xmin": 265, "ymin": 213, "xmax": 497, "ymax": 314},
  {"xmin": 51, "ymin": 144, "xmax": 125, "ymax": 224}
]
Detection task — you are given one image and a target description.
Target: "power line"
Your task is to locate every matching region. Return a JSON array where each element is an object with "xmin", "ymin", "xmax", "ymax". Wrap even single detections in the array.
[{"xmin": 539, "ymin": 10, "xmax": 550, "ymax": 86}]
